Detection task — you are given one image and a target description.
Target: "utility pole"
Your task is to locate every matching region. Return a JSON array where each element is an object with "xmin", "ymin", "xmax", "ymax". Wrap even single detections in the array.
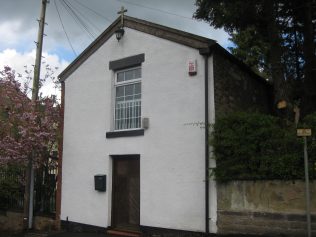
[
  {"xmin": 297, "ymin": 128, "xmax": 312, "ymax": 237},
  {"xmin": 24, "ymin": 0, "xmax": 48, "ymax": 230},
  {"xmin": 303, "ymin": 136, "xmax": 311, "ymax": 237}
]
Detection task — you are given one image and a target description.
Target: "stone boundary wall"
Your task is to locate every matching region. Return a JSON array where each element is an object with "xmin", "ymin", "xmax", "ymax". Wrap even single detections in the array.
[
  {"xmin": 217, "ymin": 180, "xmax": 316, "ymax": 236},
  {"xmin": 0, "ymin": 210, "xmax": 58, "ymax": 231},
  {"xmin": 213, "ymin": 51, "xmax": 272, "ymax": 118}
]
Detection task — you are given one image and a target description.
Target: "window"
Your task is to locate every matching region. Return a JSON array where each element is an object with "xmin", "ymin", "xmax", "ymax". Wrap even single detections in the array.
[{"xmin": 114, "ymin": 67, "xmax": 141, "ymax": 130}]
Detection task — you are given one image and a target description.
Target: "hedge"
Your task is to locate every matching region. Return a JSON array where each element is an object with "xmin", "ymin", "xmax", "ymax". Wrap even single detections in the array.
[{"xmin": 211, "ymin": 112, "xmax": 316, "ymax": 181}]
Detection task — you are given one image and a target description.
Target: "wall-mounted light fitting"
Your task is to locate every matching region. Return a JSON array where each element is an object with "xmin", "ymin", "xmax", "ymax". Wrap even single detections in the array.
[{"xmin": 115, "ymin": 28, "xmax": 125, "ymax": 41}]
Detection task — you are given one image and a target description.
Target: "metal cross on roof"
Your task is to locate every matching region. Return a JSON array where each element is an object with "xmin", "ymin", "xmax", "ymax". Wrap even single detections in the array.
[{"xmin": 117, "ymin": 6, "xmax": 127, "ymax": 27}]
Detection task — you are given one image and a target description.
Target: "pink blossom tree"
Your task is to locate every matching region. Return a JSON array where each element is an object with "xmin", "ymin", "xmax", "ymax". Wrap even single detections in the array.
[{"xmin": 0, "ymin": 66, "xmax": 60, "ymax": 167}]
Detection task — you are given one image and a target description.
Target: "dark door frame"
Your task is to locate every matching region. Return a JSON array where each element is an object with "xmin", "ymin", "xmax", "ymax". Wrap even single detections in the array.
[{"xmin": 110, "ymin": 154, "xmax": 140, "ymax": 231}]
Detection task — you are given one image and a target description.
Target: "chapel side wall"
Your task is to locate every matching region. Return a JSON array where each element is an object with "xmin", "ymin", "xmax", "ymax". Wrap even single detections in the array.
[
  {"xmin": 217, "ymin": 181, "xmax": 316, "ymax": 236},
  {"xmin": 213, "ymin": 51, "xmax": 272, "ymax": 118},
  {"xmin": 61, "ymin": 48, "xmax": 110, "ymax": 228}
]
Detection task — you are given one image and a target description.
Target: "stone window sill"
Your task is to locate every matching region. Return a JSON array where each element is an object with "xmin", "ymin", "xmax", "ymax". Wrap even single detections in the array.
[{"xmin": 106, "ymin": 129, "xmax": 144, "ymax": 138}]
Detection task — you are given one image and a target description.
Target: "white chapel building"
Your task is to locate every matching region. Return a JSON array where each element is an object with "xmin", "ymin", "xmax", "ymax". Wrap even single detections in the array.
[{"xmin": 57, "ymin": 15, "xmax": 270, "ymax": 236}]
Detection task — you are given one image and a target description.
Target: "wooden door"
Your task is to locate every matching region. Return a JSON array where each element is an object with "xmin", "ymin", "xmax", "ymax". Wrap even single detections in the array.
[{"xmin": 112, "ymin": 156, "xmax": 140, "ymax": 231}]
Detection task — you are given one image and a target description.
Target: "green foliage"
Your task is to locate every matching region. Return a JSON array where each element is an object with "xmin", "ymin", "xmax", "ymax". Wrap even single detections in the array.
[
  {"xmin": 211, "ymin": 112, "xmax": 316, "ymax": 181},
  {"xmin": 0, "ymin": 165, "xmax": 24, "ymax": 210},
  {"xmin": 194, "ymin": 0, "xmax": 316, "ymax": 114},
  {"xmin": 228, "ymin": 27, "xmax": 270, "ymax": 78}
]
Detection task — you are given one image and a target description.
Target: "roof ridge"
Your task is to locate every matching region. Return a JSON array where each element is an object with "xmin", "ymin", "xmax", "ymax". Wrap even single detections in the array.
[{"xmin": 59, "ymin": 15, "xmax": 216, "ymax": 81}]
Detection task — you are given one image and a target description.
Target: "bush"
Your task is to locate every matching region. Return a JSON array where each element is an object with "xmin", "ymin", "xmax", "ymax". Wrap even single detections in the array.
[
  {"xmin": 0, "ymin": 165, "xmax": 24, "ymax": 210},
  {"xmin": 211, "ymin": 112, "xmax": 315, "ymax": 181}
]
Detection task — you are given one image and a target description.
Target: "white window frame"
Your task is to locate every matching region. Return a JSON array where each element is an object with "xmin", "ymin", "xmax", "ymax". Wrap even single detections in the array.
[{"xmin": 114, "ymin": 66, "xmax": 142, "ymax": 131}]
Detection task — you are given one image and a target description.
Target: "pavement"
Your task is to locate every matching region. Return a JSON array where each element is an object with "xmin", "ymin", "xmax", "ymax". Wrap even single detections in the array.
[
  {"xmin": 0, "ymin": 232, "xmax": 107, "ymax": 237},
  {"xmin": 45, "ymin": 233, "xmax": 107, "ymax": 237},
  {"xmin": 43, "ymin": 233, "xmax": 107, "ymax": 237},
  {"xmin": 0, "ymin": 231, "xmax": 271, "ymax": 237}
]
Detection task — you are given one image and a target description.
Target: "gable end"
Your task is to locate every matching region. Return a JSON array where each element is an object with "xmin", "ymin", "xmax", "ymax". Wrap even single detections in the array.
[{"xmin": 59, "ymin": 16, "xmax": 216, "ymax": 82}]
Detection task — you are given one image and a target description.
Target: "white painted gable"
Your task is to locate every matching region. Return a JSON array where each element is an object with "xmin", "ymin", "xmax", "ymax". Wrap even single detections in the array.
[{"xmin": 61, "ymin": 25, "xmax": 216, "ymax": 233}]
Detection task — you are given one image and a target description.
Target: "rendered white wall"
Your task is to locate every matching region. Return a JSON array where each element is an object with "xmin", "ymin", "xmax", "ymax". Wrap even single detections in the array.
[
  {"xmin": 61, "ymin": 28, "xmax": 217, "ymax": 233},
  {"xmin": 208, "ymin": 55, "xmax": 217, "ymax": 233}
]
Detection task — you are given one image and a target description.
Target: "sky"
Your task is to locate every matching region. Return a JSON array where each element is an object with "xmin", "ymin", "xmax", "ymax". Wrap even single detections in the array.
[{"xmin": 0, "ymin": 0, "xmax": 230, "ymax": 98}]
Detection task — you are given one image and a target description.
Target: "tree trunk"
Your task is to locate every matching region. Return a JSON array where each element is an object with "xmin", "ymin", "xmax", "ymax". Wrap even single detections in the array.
[
  {"xmin": 301, "ymin": 0, "xmax": 316, "ymax": 115},
  {"xmin": 264, "ymin": 0, "xmax": 288, "ymax": 116}
]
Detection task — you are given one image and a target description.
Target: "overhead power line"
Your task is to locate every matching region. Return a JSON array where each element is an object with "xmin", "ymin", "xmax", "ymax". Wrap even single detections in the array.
[
  {"xmin": 64, "ymin": 0, "xmax": 103, "ymax": 34},
  {"xmin": 54, "ymin": 0, "xmax": 77, "ymax": 57},
  {"xmin": 116, "ymin": 0, "xmax": 195, "ymax": 21},
  {"xmin": 72, "ymin": 0, "xmax": 113, "ymax": 23},
  {"xmin": 52, "ymin": 0, "xmax": 201, "ymax": 60},
  {"xmin": 60, "ymin": 0, "xmax": 96, "ymax": 39}
]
